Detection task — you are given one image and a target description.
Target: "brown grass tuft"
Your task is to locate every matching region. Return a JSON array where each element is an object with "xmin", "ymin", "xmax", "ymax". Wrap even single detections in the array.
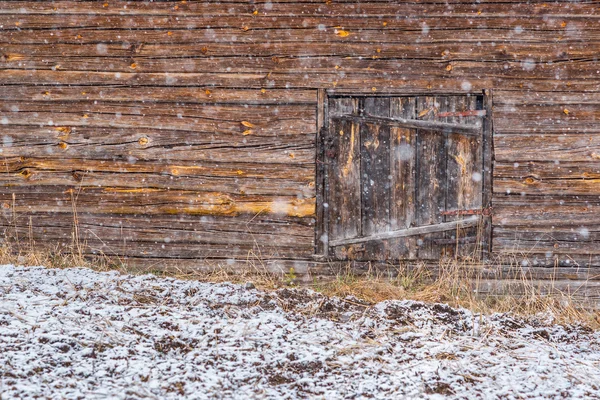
[
  {"xmin": 1, "ymin": 238, "xmax": 598, "ymax": 329},
  {"xmin": 312, "ymin": 258, "xmax": 600, "ymax": 329}
]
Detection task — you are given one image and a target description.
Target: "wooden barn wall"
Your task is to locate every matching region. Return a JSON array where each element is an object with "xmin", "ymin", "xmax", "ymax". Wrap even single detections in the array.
[{"xmin": 1, "ymin": 1, "xmax": 600, "ymax": 283}]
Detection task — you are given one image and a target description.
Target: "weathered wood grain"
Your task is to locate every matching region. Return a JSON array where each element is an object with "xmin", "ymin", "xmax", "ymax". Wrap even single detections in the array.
[
  {"xmin": 0, "ymin": 86, "xmax": 317, "ymax": 104},
  {"xmin": 3, "ymin": 2, "xmax": 600, "ymax": 17},
  {"xmin": 332, "ymin": 114, "xmax": 481, "ymax": 136},
  {"xmin": 442, "ymin": 95, "xmax": 483, "ymax": 258},
  {"xmin": 389, "ymin": 97, "xmax": 417, "ymax": 259},
  {"xmin": 494, "ymin": 104, "xmax": 600, "ymax": 134},
  {"xmin": 494, "ymin": 162, "xmax": 600, "ymax": 196},
  {"xmin": 359, "ymin": 97, "xmax": 391, "ymax": 260},
  {"xmin": 495, "ymin": 133, "xmax": 600, "ymax": 163},
  {"xmin": 330, "ymin": 218, "xmax": 478, "ymax": 247},
  {"xmin": 0, "ymin": 42, "xmax": 598, "ymax": 61},
  {"xmin": 1, "ymin": 212, "xmax": 314, "ymax": 257},
  {"xmin": 0, "ymin": 157, "xmax": 315, "ymax": 197},
  {"xmin": 3, "ymin": 42, "xmax": 599, "ymax": 63},
  {"xmin": 493, "ymin": 195, "xmax": 600, "ymax": 227},
  {"xmin": 4, "ymin": 69, "xmax": 600, "ymax": 93},
  {"xmin": 328, "ymin": 105, "xmax": 361, "ymax": 243},
  {"xmin": 495, "ymin": 90, "xmax": 600, "ymax": 106},
  {"xmin": 415, "ymin": 96, "xmax": 447, "ymax": 259},
  {"xmin": 3, "ymin": 57, "xmax": 600, "ymax": 83},
  {"xmin": 0, "ymin": 126, "xmax": 314, "ymax": 165},
  {"xmin": 0, "ymin": 101, "xmax": 315, "ymax": 136},
  {"xmin": 0, "ymin": 187, "xmax": 316, "ymax": 218}
]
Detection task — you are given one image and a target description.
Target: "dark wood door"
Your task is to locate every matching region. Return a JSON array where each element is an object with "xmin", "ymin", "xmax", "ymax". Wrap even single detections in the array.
[{"xmin": 324, "ymin": 95, "xmax": 486, "ymax": 261}]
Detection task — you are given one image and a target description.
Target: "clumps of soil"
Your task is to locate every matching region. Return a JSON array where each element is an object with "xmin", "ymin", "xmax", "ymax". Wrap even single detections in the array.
[{"xmin": 1, "ymin": 265, "xmax": 599, "ymax": 399}]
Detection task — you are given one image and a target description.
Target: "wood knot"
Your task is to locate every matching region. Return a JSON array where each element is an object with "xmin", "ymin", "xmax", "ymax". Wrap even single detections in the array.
[
  {"xmin": 20, "ymin": 169, "xmax": 32, "ymax": 179},
  {"xmin": 524, "ymin": 177, "xmax": 537, "ymax": 184},
  {"xmin": 1, "ymin": 203, "xmax": 10, "ymax": 210},
  {"xmin": 1, "ymin": 53, "xmax": 23, "ymax": 62},
  {"xmin": 58, "ymin": 142, "xmax": 68, "ymax": 150},
  {"xmin": 129, "ymin": 43, "xmax": 144, "ymax": 54},
  {"xmin": 72, "ymin": 171, "xmax": 83, "ymax": 182},
  {"xmin": 138, "ymin": 137, "xmax": 149, "ymax": 146}
]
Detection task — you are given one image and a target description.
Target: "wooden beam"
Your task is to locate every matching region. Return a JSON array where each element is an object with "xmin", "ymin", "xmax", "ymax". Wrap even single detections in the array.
[
  {"xmin": 481, "ymin": 90, "xmax": 494, "ymax": 261},
  {"xmin": 329, "ymin": 216, "xmax": 479, "ymax": 247},
  {"xmin": 315, "ymin": 88, "xmax": 328, "ymax": 256},
  {"xmin": 330, "ymin": 114, "xmax": 482, "ymax": 136}
]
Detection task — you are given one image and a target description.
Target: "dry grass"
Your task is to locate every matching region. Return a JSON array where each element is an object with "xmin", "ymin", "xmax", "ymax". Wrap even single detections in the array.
[
  {"xmin": 0, "ymin": 239, "xmax": 123, "ymax": 273},
  {"xmin": 312, "ymin": 258, "xmax": 600, "ymax": 329},
  {"xmin": 1, "ymin": 238, "xmax": 598, "ymax": 329}
]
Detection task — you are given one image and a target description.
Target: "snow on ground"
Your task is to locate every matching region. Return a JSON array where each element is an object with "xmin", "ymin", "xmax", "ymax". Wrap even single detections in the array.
[{"xmin": 0, "ymin": 265, "xmax": 599, "ymax": 399}]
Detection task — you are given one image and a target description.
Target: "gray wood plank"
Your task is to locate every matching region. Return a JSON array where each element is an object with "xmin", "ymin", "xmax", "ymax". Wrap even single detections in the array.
[{"xmin": 330, "ymin": 217, "xmax": 479, "ymax": 247}]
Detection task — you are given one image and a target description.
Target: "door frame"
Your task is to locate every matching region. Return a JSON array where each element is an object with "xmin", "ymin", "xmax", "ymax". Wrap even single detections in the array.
[{"xmin": 314, "ymin": 89, "xmax": 494, "ymax": 262}]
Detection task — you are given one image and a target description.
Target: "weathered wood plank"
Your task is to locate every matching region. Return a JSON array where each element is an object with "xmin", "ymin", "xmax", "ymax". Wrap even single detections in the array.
[
  {"xmin": 0, "ymin": 157, "xmax": 313, "ymax": 182},
  {"xmin": 481, "ymin": 91, "xmax": 493, "ymax": 260},
  {"xmin": 494, "ymin": 162, "xmax": 600, "ymax": 196},
  {"xmin": 494, "ymin": 104, "xmax": 600, "ymax": 134},
  {"xmin": 493, "ymin": 195, "xmax": 600, "ymax": 227},
  {"xmin": 329, "ymin": 217, "xmax": 479, "ymax": 247},
  {"xmin": 315, "ymin": 88, "xmax": 327, "ymax": 256},
  {"xmin": 6, "ymin": 69, "xmax": 600, "ymax": 93},
  {"xmin": 495, "ymin": 161, "xmax": 600, "ymax": 180},
  {"xmin": 0, "ymin": 187, "xmax": 316, "ymax": 218},
  {"xmin": 0, "ymin": 101, "xmax": 315, "ymax": 137},
  {"xmin": 443, "ymin": 95, "xmax": 483, "ymax": 258},
  {"xmin": 493, "ymin": 199, "xmax": 600, "ymax": 265},
  {"xmin": 1, "ymin": 236, "xmax": 311, "ymax": 260},
  {"xmin": 389, "ymin": 97, "xmax": 417, "ymax": 259},
  {"xmin": 1, "ymin": 212, "xmax": 313, "ymax": 252},
  {"xmin": 494, "ymin": 133, "xmax": 600, "ymax": 163},
  {"xmin": 360, "ymin": 97, "xmax": 391, "ymax": 260},
  {"xmin": 328, "ymin": 104, "xmax": 361, "ymax": 244},
  {"xmin": 332, "ymin": 115, "xmax": 481, "ymax": 136},
  {"xmin": 415, "ymin": 96, "xmax": 447, "ymax": 259},
  {"xmin": 495, "ymin": 226, "xmax": 600, "ymax": 245},
  {"xmin": 0, "ymin": 157, "xmax": 314, "ymax": 197},
  {"xmin": 6, "ymin": 57, "xmax": 600, "ymax": 85},
  {"xmin": 3, "ymin": 28, "xmax": 587, "ymax": 48},
  {"xmin": 495, "ymin": 90, "xmax": 600, "ymax": 106},
  {"xmin": 0, "ymin": 86, "xmax": 317, "ymax": 104},
  {"xmin": 493, "ymin": 232, "xmax": 600, "ymax": 268},
  {"xmin": 0, "ymin": 126, "xmax": 314, "ymax": 165},
  {"xmin": 3, "ymin": 42, "xmax": 600, "ymax": 63},
  {"xmin": 3, "ymin": 2, "xmax": 600, "ymax": 17}
]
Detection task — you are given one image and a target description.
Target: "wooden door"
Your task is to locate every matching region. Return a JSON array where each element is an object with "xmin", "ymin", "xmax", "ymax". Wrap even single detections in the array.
[{"xmin": 324, "ymin": 95, "xmax": 487, "ymax": 262}]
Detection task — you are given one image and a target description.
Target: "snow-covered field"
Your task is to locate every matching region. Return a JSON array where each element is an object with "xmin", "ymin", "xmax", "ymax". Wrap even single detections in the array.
[{"xmin": 1, "ymin": 265, "xmax": 599, "ymax": 399}]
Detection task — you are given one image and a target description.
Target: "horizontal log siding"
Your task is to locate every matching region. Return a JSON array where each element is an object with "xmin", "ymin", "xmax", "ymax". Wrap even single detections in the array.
[
  {"xmin": 493, "ymin": 90, "xmax": 600, "ymax": 268},
  {"xmin": 0, "ymin": 86, "xmax": 318, "ymax": 269},
  {"xmin": 1, "ymin": 0, "xmax": 600, "ymax": 278}
]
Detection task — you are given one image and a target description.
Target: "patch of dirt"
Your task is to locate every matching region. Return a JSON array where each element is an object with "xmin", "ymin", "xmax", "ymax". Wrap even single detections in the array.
[{"xmin": 1, "ymin": 265, "xmax": 599, "ymax": 399}]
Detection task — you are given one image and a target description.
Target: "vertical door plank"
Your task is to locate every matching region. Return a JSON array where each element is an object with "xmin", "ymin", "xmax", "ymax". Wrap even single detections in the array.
[
  {"xmin": 389, "ymin": 96, "xmax": 417, "ymax": 260},
  {"xmin": 481, "ymin": 91, "xmax": 494, "ymax": 261},
  {"xmin": 316, "ymin": 89, "xmax": 327, "ymax": 256},
  {"xmin": 360, "ymin": 97, "xmax": 391, "ymax": 260},
  {"xmin": 327, "ymin": 97, "xmax": 361, "ymax": 259},
  {"xmin": 415, "ymin": 96, "xmax": 447, "ymax": 260},
  {"xmin": 445, "ymin": 95, "xmax": 483, "ymax": 258}
]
